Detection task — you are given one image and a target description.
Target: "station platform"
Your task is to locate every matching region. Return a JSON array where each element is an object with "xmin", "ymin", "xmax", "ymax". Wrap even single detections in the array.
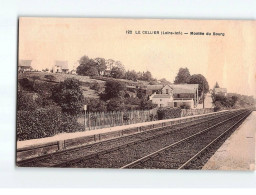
[{"xmin": 203, "ymin": 111, "xmax": 256, "ymax": 171}]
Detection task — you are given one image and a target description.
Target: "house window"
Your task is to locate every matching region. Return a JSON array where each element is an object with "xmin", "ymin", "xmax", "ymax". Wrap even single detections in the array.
[
  {"xmin": 174, "ymin": 102, "xmax": 177, "ymax": 107},
  {"xmin": 177, "ymin": 94, "xmax": 180, "ymax": 98},
  {"xmin": 160, "ymin": 99, "xmax": 162, "ymax": 101},
  {"xmin": 166, "ymin": 89, "xmax": 169, "ymax": 94}
]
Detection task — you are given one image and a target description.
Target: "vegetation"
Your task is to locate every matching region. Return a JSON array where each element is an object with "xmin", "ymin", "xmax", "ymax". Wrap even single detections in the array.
[
  {"xmin": 188, "ymin": 74, "xmax": 209, "ymax": 96},
  {"xmin": 174, "ymin": 68, "xmax": 191, "ymax": 84},
  {"xmin": 51, "ymin": 78, "xmax": 84, "ymax": 115}
]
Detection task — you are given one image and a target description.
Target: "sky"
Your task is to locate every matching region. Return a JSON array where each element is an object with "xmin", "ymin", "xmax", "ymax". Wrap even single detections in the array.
[{"xmin": 19, "ymin": 18, "xmax": 256, "ymax": 97}]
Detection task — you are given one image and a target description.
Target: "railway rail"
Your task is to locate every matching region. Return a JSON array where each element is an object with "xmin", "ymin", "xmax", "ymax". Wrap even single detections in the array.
[{"xmin": 17, "ymin": 109, "xmax": 251, "ymax": 168}]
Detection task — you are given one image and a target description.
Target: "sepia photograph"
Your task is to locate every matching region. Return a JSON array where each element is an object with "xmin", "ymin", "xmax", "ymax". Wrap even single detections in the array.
[{"xmin": 16, "ymin": 17, "xmax": 256, "ymax": 170}]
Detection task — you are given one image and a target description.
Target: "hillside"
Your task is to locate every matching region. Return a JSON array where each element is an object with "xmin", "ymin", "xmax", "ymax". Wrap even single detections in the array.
[{"xmin": 18, "ymin": 72, "xmax": 151, "ymax": 99}]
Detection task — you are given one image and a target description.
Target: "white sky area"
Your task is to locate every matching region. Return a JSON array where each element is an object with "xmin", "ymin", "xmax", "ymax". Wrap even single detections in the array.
[{"xmin": 19, "ymin": 18, "xmax": 256, "ymax": 97}]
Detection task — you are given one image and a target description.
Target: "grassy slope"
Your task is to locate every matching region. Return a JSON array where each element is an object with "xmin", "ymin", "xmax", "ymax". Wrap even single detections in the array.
[{"xmin": 19, "ymin": 72, "xmax": 150, "ymax": 99}]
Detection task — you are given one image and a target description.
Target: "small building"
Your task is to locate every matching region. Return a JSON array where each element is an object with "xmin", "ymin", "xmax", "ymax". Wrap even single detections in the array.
[
  {"xmin": 149, "ymin": 84, "xmax": 199, "ymax": 108},
  {"xmin": 214, "ymin": 88, "xmax": 227, "ymax": 96},
  {"xmin": 18, "ymin": 60, "xmax": 32, "ymax": 73},
  {"xmin": 53, "ymin": 61, "xmax": 69, "ymax": 73}
]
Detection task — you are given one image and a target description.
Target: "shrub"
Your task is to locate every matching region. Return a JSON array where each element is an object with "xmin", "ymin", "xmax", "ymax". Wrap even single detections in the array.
[
  {"xmin": 17, "ymin": 108, "xmax": 84, "ymax": 141},
  {"xmin": 44, "ymin": 75, "xmax": 56, "ymax": 81},
  {"xmin": 157, "ymin": 108, "xmax": 181, "ymax": 120},
  {"xmin": 89, "ymin": 82, "xmax": 102, "ymax": 92},
  {"xmin": 179, "ymin": 103, "xmax": 191, "ymax": 109},
  {"xmin": 17, "ymin": 90, "xmax": 39, "ymax": 111},
  {"xmin": 107, "ymin": 98, "xmax": 125, "ymax": 111}
]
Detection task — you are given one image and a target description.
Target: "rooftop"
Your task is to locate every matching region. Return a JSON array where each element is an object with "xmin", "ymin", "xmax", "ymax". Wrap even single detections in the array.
[
  {"xmin": 19, "ymin": 60, "xmax": 32, "ymax": 67},
  {"xmin": 55, "ymin": 61, "xmax": 69, "ymax": 69}
]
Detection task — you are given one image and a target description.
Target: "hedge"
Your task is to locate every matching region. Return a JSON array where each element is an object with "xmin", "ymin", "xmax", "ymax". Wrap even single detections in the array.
[
  {"xmin": 157, "ymin": 108, "xmax": 182, "ymax": 120},
  {"xmin": 17, "ymin": 108, "xmax": 84, "ymax": 141}
]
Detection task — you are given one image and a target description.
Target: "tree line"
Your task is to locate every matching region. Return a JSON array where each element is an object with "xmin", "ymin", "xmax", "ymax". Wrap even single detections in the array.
[{"xmin": 76, "ymin": 55, "xmax": 162, "ymax": 83}]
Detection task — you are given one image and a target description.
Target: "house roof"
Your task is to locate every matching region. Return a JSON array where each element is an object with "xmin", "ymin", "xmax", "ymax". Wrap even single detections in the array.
[
  {"xmin": 55, "ymin": 61, "xmax": 69, "ymax": 69},
  {"xmin": 151, "ymin": 94, "xmax": 172, "ymax": 99},
  {"xmin": 214, "ymin": 88, "xmax": 227, "ymax": 93},
  {"xmin": 146, "ymin": 85, "xmax": 164, "ymax": 90},
  {"xmin": 19, "ymin": 60, "xmax": 32, "ymax": 67},
  {"xmin": 147, "ymin": 84, "xmax": 199, "ymax": 94}
]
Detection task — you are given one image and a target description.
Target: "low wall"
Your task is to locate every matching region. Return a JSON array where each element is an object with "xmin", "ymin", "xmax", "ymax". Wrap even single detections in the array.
[{"xmin": 16, "ymin": 109, "xmax": 238, "ymax": 162}]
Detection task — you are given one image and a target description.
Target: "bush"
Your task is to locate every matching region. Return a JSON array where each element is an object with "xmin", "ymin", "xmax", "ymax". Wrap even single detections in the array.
[
  {"xmin": 179, "ymin": 103, "xmax": 191, "ymax": 109},
  {"xmin": 44, "ymin": 75, "xmax": 56, "ymax": 81},
  {"xmin": 17, "ymin": 108, "xmax": 84, "ymax": 141},
  {"xmin": 107, "ymin": 98, "xmax": 125, "ymax": 111},
  {"xmin": 89, "ymin": 82, "xmax": 103, "ymax": 92},
  {"xmin": 157, "ymin": 108, "xmax": 181, "ymax": 120}
]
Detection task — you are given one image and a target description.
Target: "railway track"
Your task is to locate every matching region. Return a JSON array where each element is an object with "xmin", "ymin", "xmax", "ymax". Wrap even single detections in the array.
[
  {"xmin": 17, "ymin": 109, "xmax": 250, "ymax": 168},
  {"xmin": 121, "ymin": 110, "xmax": 251, "ymax": 169}
]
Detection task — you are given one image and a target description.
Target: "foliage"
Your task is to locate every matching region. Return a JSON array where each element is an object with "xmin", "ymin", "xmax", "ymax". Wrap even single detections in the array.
[
  {"xmin": 188, "ymin": 74, "xmax": 209, "ymax": 96},
  {"xmin": 140, "ymin": 98, "xmax": 157, "ymax": 110},
  {"xmin": 140, "ymin": 71, "xmax": 153, "ymax": 81},
  {"xmin": 17, "ymin": 90, "xmax": 39, "ymax": 111},
  {"xmin": 179, "ymin": 103, "xmax": 191, "ymax": 109},
  {"xmin": 212, "ymin": 93, "xmax": 238, "ymax": 110},
  {"xmin": 83, "ymin": 98, "xmax": 107, "ymax": 112},
  {"xmin": 110, "ymin": 66, "xmax": 125, "ymax": 79},
  {"xmin": 125, "ymin": 70, "xmax": 138, "ymax": 81},
  {"xmin": 51, "ymin": 78, "xmax": 84, "ymax": 115},
  {"xmin": 174, "ymin": 68, "xmax": 191, "ymax": 84},
  {"xmin": 18, "ymin": 78, "xmax": 34, "ymax": 91},
  {"xmin": 44, "ymin": 74, "xmax": 56, "ymax": 82},
  {"xmin": 214, "ymin": 82, "xmax": 220, "ymax": 88},
  {"xmin": 76, "ymin": 58, "xmax": 99, "ymax": 76},
  {"xmin": 94, "ymin": 57, "xmax": 107, "ymax": 75},
  {"xmin": 17, "ymin": 108, "xmax": 83, "ymax": 141},
  {"xmin": 157, "ymin": 108, "xmax": 182, "ymax": 120},
  {"xmin": 89, "ymin": 81, "xmax": 103, "ymax": 92},
  {"xmin": 107, "ymin": 97, "xmax": 125, "ymax": 111},
  {"xmin": 101, "ymin": 80, "xmax": 127, "ymax": 100}
]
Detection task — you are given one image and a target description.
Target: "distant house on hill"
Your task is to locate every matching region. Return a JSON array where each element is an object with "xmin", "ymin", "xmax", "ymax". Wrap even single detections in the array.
[
  {"xmin": 214, "ymin": 88, "xmax": 227, "ymax": 96},
  {"xmin": 149, "ymin": 84, "xmax": 199, "ymax": 108},
  {"xmin": 18, "ymin": 60, "xmax": 32, "ymax": 73},
  {"xmin": 53, "ymin": 61, "xmax": 69, "ymax": 73}
]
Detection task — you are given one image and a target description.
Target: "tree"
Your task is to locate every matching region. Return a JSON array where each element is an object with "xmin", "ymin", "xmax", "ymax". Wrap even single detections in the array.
[
  {"xmin": 214, "ymin": 82, "xmax": 220, "ymax": 88},
  {"xmin": 101, "ymin": 80, "xmax": 127, "ymax": 100},
  {"xmin": 125, "ymin": 70, "xmax": 138, "ymax": 81},
  {"xmin": 174, "ymin": 68, "xmax": 191, "ymax": 84},
  {"xmin": 188, "ymin": 74, "xmax": 209, "ymax": 97},
  {"xmin": 94, "ymin": 58, "xmax": 107, "ymax": 75},
  {"xmin": 51, "ymin": 78, "xmax": 84, "ymax": 115},
  {"xmin": 141, "ymin": 71, "xmax": 153, "ymax": 81},
  {"xmin": 76, "ymin": 58, "xmax": 99, "ymax": 76},
  {"xmin": 110, "ymin": 66, "xmax": 125, "ymax": 79},
  {"xmin": 86, "ymin": 66, "xmax": 99, "ymax": 76},
  {"xmin": 79, "ymin": 55, "xmax": 90, "ymax": 66}
]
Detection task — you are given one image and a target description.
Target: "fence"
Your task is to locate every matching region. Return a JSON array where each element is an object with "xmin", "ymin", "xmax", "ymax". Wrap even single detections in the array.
[
  {"xmin": 79, "ymin": 108, "xmax": 214, "ymax": 131},
  {"xmin": 181, "ymin": 108, "xmax": 214, "ymax": 117},
  {"xmin": 81, "ymin": 109, "xmax": 158, "ymax": 130}
]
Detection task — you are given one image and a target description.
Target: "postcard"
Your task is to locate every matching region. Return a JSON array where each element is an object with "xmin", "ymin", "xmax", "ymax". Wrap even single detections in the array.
[{"xmin": 17, "ymin": 17, "xmax": 255, "ymax": 170}]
